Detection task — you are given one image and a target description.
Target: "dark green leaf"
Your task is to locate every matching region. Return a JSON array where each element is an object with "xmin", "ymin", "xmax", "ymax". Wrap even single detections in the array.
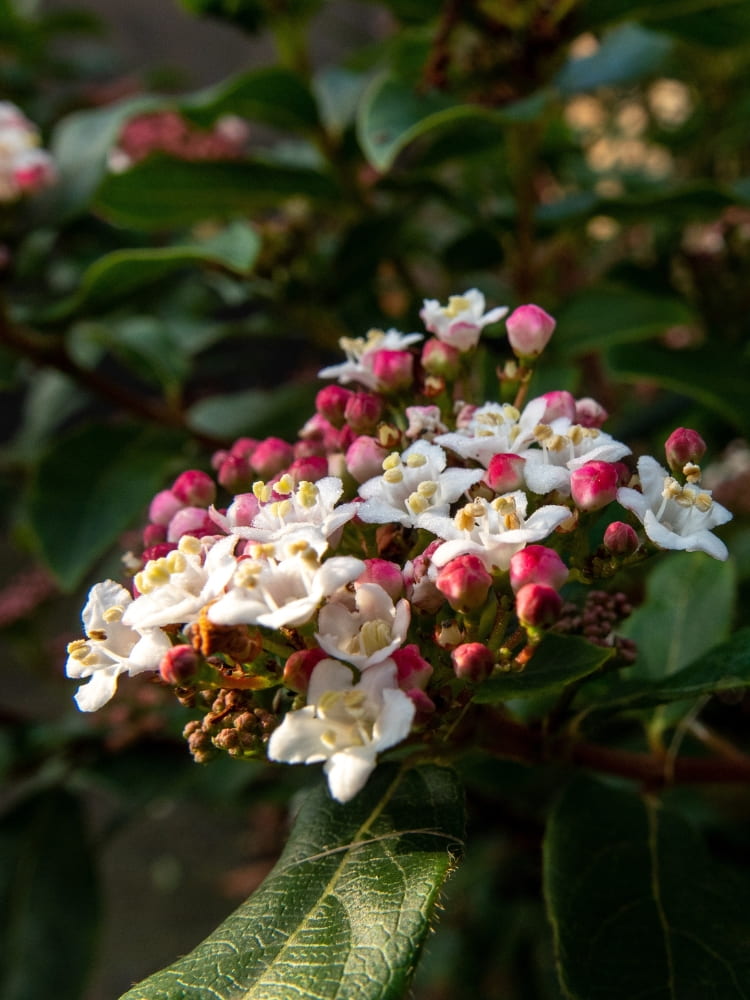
[
  {"xmin": 120, "ymin": 763, "xmax": 464, "ymax": 1000},
  {"xmin": 0, "ymin": 788, "xmax": 99, "ymax": 1000},
  {"xmin": 184, "ymin": 67, "xmax": 320, "ymax": 131},
  {"xmin": 474, "ymin": 634, "xmax": 614, "ymax": 703},
  {"xmin": 188, "ymin": 383, "xmax": 319, "ymax": 440},
  {"xmin": 26, "ymin": 422, "xmax": 184, "ymax": 590},
  {"xmin": 578, "ymin": 0, "xmax": 750, "ymax": 43},
  {"xmin": 544, "ymin": 776, "xmax": 750, "ymax": 999},
  {"xmin": 555, "ymin": 24, "xmax": 673, "ymax": 95},
  {"xmin": 95, "ymin": 157, "xmax": 337, "ymax": 229}
]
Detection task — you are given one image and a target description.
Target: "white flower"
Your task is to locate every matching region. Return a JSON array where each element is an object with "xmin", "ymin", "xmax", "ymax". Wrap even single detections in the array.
[
  {"xmin": 617, "ymin": 455, "xmax": 732, "ymax": 560},
  {"xmin": 230, "ymin": 476, "xmax": 357, "ymax": 546},
  {"xmin": 209, "ymin": 542, "xmax": 365, "ymax": 629},
  {"xmin": 420, "ymin": 289, "xmax": 508, "ymax": 352},
  {"xmin": 435, "ymin": 398, "xmax": 545, "ymax": 467},
  {"xmin": 66, "ymin": 580, "xmax": 171, "ymax": 711},
  {"xmin": 316, "ymin": 582, "xmax": 411, "ymax": 670},
  {"xmin": 267, "ymin": 658, "xmax": 415, "ymax": 803},
  {"xmin": 357, "ymin": 439, "xmax": 484, "ymax": 528},
  {"xmin": 422, "ymin": 491, "xmax": 572, "ymax": 572},
  {"xmin": 318, "ymin": 328, "xmax": 423, "ymax": 390}
]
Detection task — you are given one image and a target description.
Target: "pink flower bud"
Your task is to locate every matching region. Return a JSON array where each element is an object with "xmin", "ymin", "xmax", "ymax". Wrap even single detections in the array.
[
  {"xmin": 225, "ymin": 493, "xmax": 260, "ymax": 527},
  {"xmin": 167, "ymin": 507, "xmax": 217, "ymax": 542},
  {"xmin": 141, "ymin": 543, "xmax": 176, "ymax": 563},
  {"xmin": 392, "ymin": 644, "xmax": 433, "ymax": 691},
  {"xmin": 575, "ymin": 396, "xmax": 609, "ymax": 428},
  {"xmin": 149, "ymin": 489, "xmax": 183, "ymax": 526},
  {"xmin": 316, "ymin": 385, "xmax": 353, "ymax": 427},
  {"xmin": 344, "ymin": 392, "xmax": 383, "ymax": 434},
  {"xmin": 287, "ymin": 455, "xmax": 329, "ymax": 484},
  {"xmin": 12, "ymin": 150, "xmax": 56, "ymax": 193},
  {"xmin": 515, "ymin": 583, "xmax": 562, "ymax": 628},
  {"xmin": 358, "ymin": 559, "xmax": 404, "ymax": 601},
  {"xmin": 509, "ymin": 545, "xmax": 568, "ymax": 593},
  {"xmin": 435, "ymin": 554, "xmax": 493, "ymax": 613},
  {"xmin": 366, "ymin": 349, "xmax": 414, "ymax": 392},
  {"xmin": 538, "ymin": 390, "xmax": 577, "ymax": 423},
  {"xmin": 570, "ymin": 461, "xmax": 619, "ymax": 511},
  {"xmin": 421, "ymin": 338, "xmax": 461, "ymax": 379},
  {"xmin": 143, "ymin": 522, "xmax": 167, "ymax": 547},
  {"xmin": 171, "ymin": 470, "xmax": 216, "ymax": 507},
  {"xmin": 283, "ymin": 648, "xmax": 328, "ymax": 693},
  {"xmin": 451, "ymin": 642, "xmax": 494, "ymax": 682},
  {"xmin": 218, "ymin": 453, "xmax": 255, "ymax": 493},
  {"xmin": 603, "ymin": 520, "xmax": 639, "ymax": 556},
  {"xmin": 506, "ymin": 304, "xmax": 556, "ymax": 359},
  {"xmin": 251, "ymin": 437, "xmax": 294, "ymax": 479},
  {"xmin": 485, "ymin": 453, "xmax": 526, "ymax": 493},
  {"xmin": 664, "ymin": 427, "xmax": 707, "ymax": 472},
  {"xmin": 160, "ymin": 644, "xmax": 200, "ymax": 684},
  {"xmin": 346, "ymin": 435, "xmax": 389, "ymax": 483}
]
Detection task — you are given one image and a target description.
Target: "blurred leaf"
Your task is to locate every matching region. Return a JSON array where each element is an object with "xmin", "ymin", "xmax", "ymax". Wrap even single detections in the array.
[
  {"xmin": 0, "ymin": 788, "xmax": 99, "ymax": 1000},
  {"xmin": 95, "ymin": 157, "xmax": 337, "ymax": 229},
  {"xmin": 474, "ymin": 634, "xmax": 613, "ymax": 703},
  {"xmin": 184, "ymin": 67, "xmax": 320, "ymax": 131},
  {"xmin": 555, "ymin": 286, "xmax": 693, "ymax": 357},
  {"xmin": 8, "ymin": 370, "xmax": 89, "ymax": 459},
  {"xmin": 313, "ymin": 67, "xmax": 369, "ymax": 136},
  {"xmin": 26, "ymin": 422, "xmax": 184, "ymax": 590},
  {"xmin": 554, "ymin": 24, "xmax": 673, "ymax": 95},
  {"xmin": 120, "ymin": 764, "xmax": 464, "ymax": 1000},
  {"xmin": 188, "ymin": 383, "xmax": 318, "ymax": 440},
  {"xmin": 544, "ymin": 777, "xmax": 750, "ymax": 1000},
  {"xmin": 620, "ymin": 553, "xmax": 735, "ymax": 681},
  {"xmin": 608, "ymin": 342, "xmax": 750, "ymax": 435}
]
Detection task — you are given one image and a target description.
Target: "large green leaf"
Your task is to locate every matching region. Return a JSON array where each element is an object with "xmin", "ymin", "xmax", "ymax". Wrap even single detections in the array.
[
  {"xmin": 95, "ymin": 157, "xmax": 337, "ymax": 229},
  {"xmin": 26, "ymin": 422, "xmax": 184, "ymax": 590},
  {"xmin": 188, "ymin": 383, "xmax": 319, "ymax": 440},
  {"xmin": 544, "ymin": 776, "xmax": 750, "ymax": 999},
  {"xmin": 554, "ymin": 23, "xmax": 673, "ymax": 95},
  {"xmin": 120, "ymin": 763, "xmax": 464, "ymax": 1000},
  {"xmin": 474, "ymin": 634, "xmax": 614, "ymax": 704},
  {"xmin": 0, "ymin": 788, "xmax": 99, "ymax": 1000},
  {"xmin": 43, "ymin": 221, "xmax": 260, "ymax": 320},
  {"xmin": 183, "ymin": 66, "xmax": 320, "ymax": 131},
  {"xmin": 580, "ymin": 0, "xmax": 750, "ymax": 43}
]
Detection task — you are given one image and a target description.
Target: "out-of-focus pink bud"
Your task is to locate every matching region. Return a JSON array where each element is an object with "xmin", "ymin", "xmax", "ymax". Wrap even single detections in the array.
[
  {"xmin": 391, "ymin": 643, "xmax": 432, "ymax": 691},
  {"xmin": 346, "ymin": 435, "xmax": 389, "ymax": 483},
  {"xmin": 603, "ymin": 520, "xmax": 639, "ymax": 556},
  {"xmin": 344, "ymin": 391, "xmax": 383, "ymax": 434},
  {"xmin": 485, "ymin": 453, "xmax": 526, "ymax": 493},
  {"xmin": 451, "ymin": 642, "xmax": 494, "ymax": 682},
  {"xmin": 509, "ymin": 545, "xmax": 568, "ymax": 593},
  {"xmin": 141, "ymin": 543, "xmax": 176, "ymax": 563},
  {"xmin": 225, "ymin": 493, "xmax": 260, "ymax": 527},
  {"xmin": 570, "ymin": 461, "xmax": 619, "ymax": 511},
  {"xmin": 358, "ymin": 559, "xmax": 403, "ymax": 601},
  {"xmin": 171, "ymin": 470, "xmax": 216, "ymax": 507},
  {"xmin": 506, "ymin": 304, "xmax": 556, "ymax": 359},
  {"xmin": 143, "ymin": 522, "xmax": 167, "ymax": 547},
  {"xmin": 283, "ymin": 648, "xmax": 329, "ymax": 693},
  {"xmin": 575, "ymin": 396, "xmax": 609, "ymax": 428},
  {"xmin": 538, "ymin": 390, "xmax": 577, "ymax": 423},
  {"xmin": 316, "ymin": 384, "xmax": 353, "ymax": 428},
  {"xmin": 252, "ymin": 437, "xmax": 294, "ymax": 479},
  {"xmin": 149, "ymin": 489, "xmax": 183, "ymax": 526},
  {"xmin": 435, "ymin": 554, "xmax": 493, "ymax": 613},
  {"xmin": 515, "ymin": 583, "xmax": 562, "ymax": 628},
  {"xmin": 665, "ymin": 427, "xmax": 707, "ymax": 472},
  {"xmin": 287, "ymin": 455, "xmax": 328, "ymax": 484},
  {"xmin": 366, "ymin": 349, "xmax": 414, "ymax": 392},
  {"xmin": 421, "ymin": 338, "xmax": 461, "ymax": 379},
  {"xmin": 218, "ymin": 453, "xmax": 254, "ymax": 493},
  {"xmin": 167, "ymin": 507, "xmax": 216, "ymax": 542},
  {"xmin": 160, "ymin": 644, "xmax": 200, "ymax": 684},
  {"xmin": 12, "ymin": 150, "xmax": 57, "ymax": 193}
]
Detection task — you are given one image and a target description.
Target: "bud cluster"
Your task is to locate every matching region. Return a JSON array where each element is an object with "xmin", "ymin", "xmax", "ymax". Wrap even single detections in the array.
[
  {"xmin": 108, "ymin": 110, "xmax": 249, "ymax": 173},
  {"xmin": 65, "ymin": 288, "xmax": 733, "ymax": 803}
]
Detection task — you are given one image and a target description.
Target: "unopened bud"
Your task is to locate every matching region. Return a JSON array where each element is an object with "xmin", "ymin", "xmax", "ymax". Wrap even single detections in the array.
[
  {"xmin": 575, "ymin": 396, "xmax": 609, "ymax": 428},
  {"xmin": 366, "ymin": 349, "xmax": 414, "ymax": 392},
  {"xmin": 171, "ymin": 470, "xmax": 216, "ymax": 507},
  {"xmin": 664, "ymin": 427, "xmax": 707, "ymax": 472},
  {"xmin": 421, "ymin": 338, "xmax": 461, "ymax": 379},
  {"xmin": 346, "ymin": 436, "xmax": 389, "ymax": 483},
  {"xmin": 358, "ymin": 559, "xmax": 404, "ymax": 601},
  {"xmin": 283, "ymin": 648, "xmax": 328, "ymax": 693},
  {"xmin": 485, "ymin": 453, "xmax": 526, "ymax": 493},
  {"xmin": 537, "ymin": 390, "xmax": 577, "ymax": 423},
  {"xmin": 435, "ymin": 554, "xmax": 493, "ymax": 613},
  {"xmin": 149, "ymin": 489, "xmax": 183, "ymax": 526},
  {"xmin": 451, "ymin": 642, "xmax": 494, "ymax": 682},
  {"xmin": 506, "ymin": 304, "xmax": 556, "ymax": 359},
  {"xmin": 287, "ymin": 454, "xmax": 328, "ymax": 484},
  {"xmin": 392, "ymin": 643, "xmax": 432, "ymax": 691},
  {"xmin": 316, "ymin": 384, "xmax": 353, "ymax": 427},
  {"xmin": 515, "ymin": 583, "xmax": 562, "ymax": 628},
  {"xmin": 344, "ymin": 391, "xmax": 383, "ymax": 434},
  {"xmin": 603, "ymin": 520, "xmax": 639, "ymax": 556},
  {"xmin": 570, "ymin": 461, "xmax": 619, "ymax": 511},
  {"xmin": 252, "ymin": 437, "xmax": 294, "ymax": 479},
  {"xmin": 509, "ymin": 545, "xmax": 568, "ymax": 592},
  {"xmin": 160, "ymin": 644, "xmax": 200, "ymax": 684}
]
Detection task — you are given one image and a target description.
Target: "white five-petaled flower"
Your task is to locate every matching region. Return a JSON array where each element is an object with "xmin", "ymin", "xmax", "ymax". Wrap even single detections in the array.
[
  {"xmin": 421, "ymin": 491, "xmax": 572, "ymax": 572},
  {"xmin": 521, "ymin": 421, "xmax": 630, "ymax": 496},
  {"xmin": 267, "ymin": 657, "xmax": 415, "ymax": 803},
  {"xmin": 435, "ymin": 398, "xmax": 546, "ymax": 467},
  {"xmin": 65, "ymin": 580, "xmax": 171, "ymax": 712},
  {"xmin": 230, "ymin": 475, "xmax": 357, "ymax": 546},
  {"xmin": 316, "ymin": 582, "xmax": 411, "ymax": 670},
  {"xmin": 357, "ymin": 439, "xmax": 484, "ymax": 528},
  {"xmin": 318, "ymin": 328, "xmax": 423, "ymax": 390},
  {"xmin": 420, "ymin": 289, "xmax": 508, "ymax": 352},
  {"xmin": 617, "ymin": 455, "xmax": 732, "ymax": 560}
]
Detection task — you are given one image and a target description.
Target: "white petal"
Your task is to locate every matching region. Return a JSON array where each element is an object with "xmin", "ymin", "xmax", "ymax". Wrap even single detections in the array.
[
  {"xmin": 267, "ymin": 707, "xmax": 329, "ymax": 764},
  {"xmin": 324, "ymin": 746, "xmax": 378, "ymax": 802},
  {"xmin": 73, "ymin": 668, "xmax": 121, "ymax": 712}
]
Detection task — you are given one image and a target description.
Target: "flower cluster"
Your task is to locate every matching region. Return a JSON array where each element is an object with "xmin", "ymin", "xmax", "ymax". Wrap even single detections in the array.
[
  {"xmin": 66, "ymin": 290, "xmax": 733, "ymax": 802},
  {"xmin": 108, "ymin": 110, "xmax": 249, "ymax": 173},
  {"xmin": 0, "ymin": 102, "xmax": 56, "ymax": 202}
]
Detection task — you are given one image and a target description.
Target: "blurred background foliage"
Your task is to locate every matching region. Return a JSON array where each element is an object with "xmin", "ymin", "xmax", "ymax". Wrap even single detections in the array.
[{"xmin": 2, "ymin": 0, "xmax": 750, "ymax": 997}]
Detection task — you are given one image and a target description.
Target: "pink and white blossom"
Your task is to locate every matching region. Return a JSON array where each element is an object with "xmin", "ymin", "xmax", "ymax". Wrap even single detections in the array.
[{"xmin": 420, "ymin": 289, "xmax": 507, "ymax": 352}]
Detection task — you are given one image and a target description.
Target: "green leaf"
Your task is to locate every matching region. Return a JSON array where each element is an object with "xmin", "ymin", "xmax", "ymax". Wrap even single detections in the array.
[
  {"xmin": 188, "ymin": 383, "xmax": 319, "ymax": 440},
  {"xmin": 579, "ymin": 0, "xmax": 750, "ymax": 43},
  {"xmin": 555, "ymin": 285, "xmax": 692, "ymax": 357},
  {"xmin": 608, "ymin": 342, "xmax": 750, "ymax": 435},
  {"xmin": 554, "ymin": 23, "xmax": 673, "ymax": 95},
  {"xmin": 183, "ymin": 67, "xmax": 319, "ymax": 131},
  {"xmin": 474, "ymin": 634, "xmax": 614, "ymax": 704},
  {"xmin": 43, "ymin": 221, "xmax": 260, "ymax": 320},
  {"xmin": 119, "ymin": 763, "xmax": 464, "ymax": 1000},
  {"xmin": 544, "ymin": 776, "xmax": 750, "ymax": 999},
  {"xmin": 26, "ymin": 422, "xmax": 184, "ymax": 590},
  {"xmin": 95, "ymin": 157, "xmax": 337, "ymax": 229},
  {"xmin": 0, "ymin": 788, "xmax": 99, "ymax": 1000}
]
